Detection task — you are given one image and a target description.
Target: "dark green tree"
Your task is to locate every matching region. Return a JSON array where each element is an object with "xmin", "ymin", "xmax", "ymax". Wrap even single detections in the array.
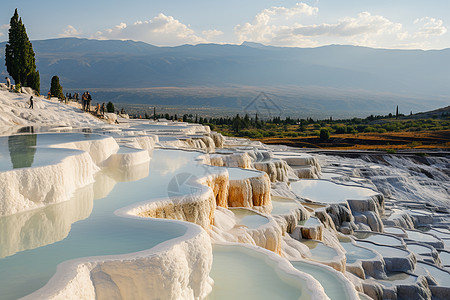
[
  {"xmin": 5, "ymin": 9, "xmax": 40, "ymax": 93},
  {"xmin": 232, "ymin": 114, "xmax": 242, "ymax": 133},
  {"xmin": 50, "ymin": 75, "xmax": 63, "ymax": 98},
  {"xmin": 319, "ymin": 128, "xmax": 330, "ymax": 141},
  {"xmin": 106, "ymin": 101, "xmax": 115, "ymax": 113}
]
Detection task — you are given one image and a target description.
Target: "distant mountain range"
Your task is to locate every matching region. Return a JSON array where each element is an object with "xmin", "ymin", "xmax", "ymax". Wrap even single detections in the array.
[{"xmin": 0, "ymin": 38, "xmax": 449, "ymax": 118}]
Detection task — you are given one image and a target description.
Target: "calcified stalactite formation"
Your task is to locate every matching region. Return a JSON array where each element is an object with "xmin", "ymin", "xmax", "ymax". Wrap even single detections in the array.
[{"xmin": 0, "ymin": 90, "xmax": 449, "ymax": 300}]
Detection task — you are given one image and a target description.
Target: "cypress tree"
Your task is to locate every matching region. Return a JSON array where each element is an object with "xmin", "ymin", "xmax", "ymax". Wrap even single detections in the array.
[
  {"xmin": 5, "ymin": 9, "xmax": 40, "ymax": 93},
  {"xmin": 50, "ymin": 75, "xmax": 63, "ymax": 98}
]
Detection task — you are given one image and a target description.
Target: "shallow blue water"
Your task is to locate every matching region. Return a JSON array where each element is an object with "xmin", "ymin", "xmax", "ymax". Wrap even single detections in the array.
[
  {"xmin": 0, "ymin": 133, "xmax": 108, "ymax": 171},
  {"xmin": 0, "ymin": 148, "xmax": 218, "ymax": 299},
  {"xmin": 340, "ymin": 241, "xmax": 377, "ymax": 264},
  {"xmin": 291, "ymin": 180, "xmax": 377, "ymax": 204},
  {"xmin": 291, "ymin": 261, "xmax": 350, "ymax": 300}
]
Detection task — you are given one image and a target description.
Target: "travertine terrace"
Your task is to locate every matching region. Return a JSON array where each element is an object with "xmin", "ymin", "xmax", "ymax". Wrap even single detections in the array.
[{"xmin": 0, "ymin": 89, "xmax": 449, "ymax": 300}]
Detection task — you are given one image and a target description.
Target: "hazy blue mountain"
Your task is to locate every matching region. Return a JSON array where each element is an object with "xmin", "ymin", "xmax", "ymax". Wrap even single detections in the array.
[{"xmin": 0, "ymin": 38, "xmax": 449, "ymax": 117}]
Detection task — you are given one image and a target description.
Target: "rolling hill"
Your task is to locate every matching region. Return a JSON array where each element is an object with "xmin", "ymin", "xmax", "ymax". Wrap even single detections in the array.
[{"xmin": 0, "ymin": 38, "xmax": 449, "ymax": 118}]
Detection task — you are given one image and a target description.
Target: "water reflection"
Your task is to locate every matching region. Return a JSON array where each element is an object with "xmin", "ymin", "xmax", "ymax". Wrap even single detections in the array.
[
  {"xmin": 0, "ymin": 149, "xmax": 207, "ymax": 299},
  {"xmin": 0, "ymin": 181, "xmax": 94, "ymax": 259},
  {"xmin": 8, "ymin": 134, "xmax": 37, "ymax": 168}
]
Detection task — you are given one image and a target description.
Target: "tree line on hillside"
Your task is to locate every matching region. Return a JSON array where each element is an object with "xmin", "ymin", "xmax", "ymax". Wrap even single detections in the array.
[{"xmin": 131, "ymin": 111, "xmax": 449, "ymax": 141}]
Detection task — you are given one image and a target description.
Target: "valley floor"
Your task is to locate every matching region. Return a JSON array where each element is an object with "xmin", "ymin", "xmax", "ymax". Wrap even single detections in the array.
[{"xmin": 257, "ymin": 130, "xmax": 450, "ymax": 150}]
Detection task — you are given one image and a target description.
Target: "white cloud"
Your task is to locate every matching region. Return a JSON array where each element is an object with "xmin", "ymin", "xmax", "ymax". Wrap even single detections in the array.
[
  {"xmin": 235, "ymin": 6, "xmax": 406, "ymax": 46},
  {"xmin": 261, "ymin": 2, "xmax": 319, "ymax": 19},
  {"xmin": 234, "ymin": 3, "xmax": 450, "ymax": 49},
  {"xmin": 0, "ymin": 24, "xmax": 9, "ymax": 38},
  {"xmin": 235, "ymin": 2, "xmax": 318, "ymax": 44},
  {"xmin": 292, "ymin": 12, "xmax": 402, "ymax": 37},
  {"xmin": 94, "ymin": 13, "xmax": 206, "ymax": 46},
  {"xmin": 414, "ymin": 17, "xmax": 447, "ymax": 37},
  {"xmin": 202, "ymin": 29, "xmax": 224, "ymax": 41},
  {"xmin": 59, "ymin": 25, "xmax": 81, "ymax": 37}
]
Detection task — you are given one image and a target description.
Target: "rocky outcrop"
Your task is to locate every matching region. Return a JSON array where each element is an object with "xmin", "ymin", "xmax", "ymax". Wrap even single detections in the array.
[
  {"xmin": 135, "ymin": 188, "xmax": 216, "ymax": 231},
  {"xmin": 199, "ymin": 170, "xmax": 229, "ymax": 208},
  {"xmin": 364, "ymin": 275, "xmax": 432, "ymax": 300},
  {"xmin": 347, "ymin": 194, "xmax": 385, "ymax": 232},
  {"xmin": 271, "ymin": 197, "xmax": 310, "ymax": 234},
  {"xmin": 293, "ymin": 166, "xmax": 320, "ymax": 179},
  {"xmin": 210, "ymin": 152, "xmax": 252, "ymax": 169},
  {"xmin": 291, "ymin": 218, "xmax": 325, "ymax": 241},
  {"xmin": 208, "ymin": 132, "xmax": 224, "ymax": 148},
  {"xmin": 253, "ymin": 159, "xmax": 291, "ymax": 182},
  {"xmin": 227, "ymin": 171, "xmax": 271, "ymax": 208},
  {"xmin": 383, "ymin": 208, "xmax": 415, "ymax": 229}
]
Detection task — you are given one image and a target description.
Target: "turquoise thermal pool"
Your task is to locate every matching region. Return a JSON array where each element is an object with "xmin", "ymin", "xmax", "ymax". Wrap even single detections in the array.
[
  {"xmin": 232, "ymin": 208, "xmax": 270, "ymax": 229},
  {"xmin": 291, "ymin": 261, "xmax": 352, "ymax": 300},
  {"xmin": 428, "ymin": 228, "xmax": 450, "ymax": 239},
  {"xmin": 0, "ymin": 133, "xmax": 108, "ymax": 171},
  {"xmin": 378, "ymin": 272, "xmax": 419, "ymax": 287},
  {"xmin": 354, "ymin": 232, "xmax": 403, "ymax": 247},
  {"xmin": 439, "ymin": 251, "xmax": 450, "ymax": 266},
  {"xmin": 406, "ymin": 243, "xmax": 433, "ymax": 256},
  {"xmin": 0, "ymin": 148, "xmax": 219, "ymax": 299},
  {"xmin": 405, "ymin": 230, "xmax": 441, "ymax": 243},
  {"xmin": 355, "ymin": 241, "xmax": 409, "ymax": 257},
  {"xmin": 302, "ymin": 240, "xmax": 338, "ymax": 261},
  {"xmin": 227, "ymin": 167, "xmax": 263, "ymax": 180},
  {"xmin": 208, "ymin": 245, "xmax": 309, "ymax": 300},
  {"xmin": 340, "ymin": 241, "xmax": 378, "ymax": 264},
  {"xmin": 383, "ymin": 227, "xmax": 405, "ymax": 235},
  {"xmin": 291, "ymin": 180, "xmax": 377, "ymax": 204},
  {"xmin": 415, "ymin": 262, "xmax": 450, "ymax": 287},
  {"xmin": 298, "ymin": 217, "xmax": 321, "ymax": 226},
  {"xmin": 271, "ymin": 198, "xmax": 302, "ymax": 215}
]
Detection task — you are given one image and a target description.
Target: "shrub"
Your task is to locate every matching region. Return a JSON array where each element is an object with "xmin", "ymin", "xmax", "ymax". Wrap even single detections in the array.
[
  {"xmin": 335, "ymin": 126, "xmax": 346, "ymax": 134},
  {"xmin": 364, "ymin": 126, "xmax": 377, "ymax": 133},
  {"xmin": 106, "ymin": 101, "xmax": 115, "ymax": 113},
  {"xmin": 356, "ymin": 125, "xmax": 367, "ymax": 132},
  {"xmin": 346, "ymin": 126, "xmax": 357, "ymax": 134},
  {"xmin": 204, "ymin": 123, "xmax": 215, "ymax": 131},
  {"xmin": 320, "ymin": 128, "xmax": 330, "ymax": 140}
]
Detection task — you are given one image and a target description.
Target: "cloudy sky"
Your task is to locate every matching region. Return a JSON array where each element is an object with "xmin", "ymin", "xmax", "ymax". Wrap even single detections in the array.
[{"xmin": 0, "ymin": 0, "xmax": 449, "ymax": 49}]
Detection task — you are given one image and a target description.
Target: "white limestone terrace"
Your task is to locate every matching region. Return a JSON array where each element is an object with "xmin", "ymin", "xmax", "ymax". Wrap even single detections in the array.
[
  {"xmin": 1, "ymin": 89, "xmax": 450, "ymax": 299},
  {"xmin": 0, "ymin": 89, "xmax": 103, "ymax": 132},
  {"xmin": 0, "ymin": 133, "xmax": 118, "ymax": 216},
  {"xmin": 0, "ymin": 129, "xmax": 321, "ymax": 299}
]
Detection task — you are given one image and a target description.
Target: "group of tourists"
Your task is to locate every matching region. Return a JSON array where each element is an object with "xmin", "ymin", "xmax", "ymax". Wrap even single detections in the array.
[
  {"xmin": 65, "ymin": 93, "xmax": 79, "ymax": 101},
  {"xmin": 95, "ymin": 102, "xmax": 106, "ymax": 117},
  {"xmin": 3, "ymin": 77, "xmax": 115, "ymax": 118},
  {"xmin": 81, "ymin": 91, "xmax": 92, "ymax": 112}
]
